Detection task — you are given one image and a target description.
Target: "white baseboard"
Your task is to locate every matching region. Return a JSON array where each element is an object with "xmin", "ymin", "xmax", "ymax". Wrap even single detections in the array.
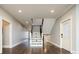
[
  {"xmin": 72, "ymin": 51, "xmax": 76, "ymax": 54},
  {"xmin": 48, "ymin": 41, "xmax": 60, "ymax": 48},
  {"xmin": 72, "ymin": 51, "xmax": 79, "ymax": 54},
  {"xmin": 0, "ymin": 49, "xmax": 2, "ymax": 54},
  {"xmin": 12, "ymin": 40, "xmax": 26, "ymax": 48},
  {"xmin": 3, "ymin": 40, "xmax": 27, "ymax": 48},
  {"xmin": 3, "ymin": 45, "xmax": 10, "ymax": 48}
]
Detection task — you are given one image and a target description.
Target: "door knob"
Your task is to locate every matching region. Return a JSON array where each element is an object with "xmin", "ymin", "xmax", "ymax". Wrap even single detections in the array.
[{"xmin": 61, "ymin": 34, "xmax": 63, "ymax": 38}]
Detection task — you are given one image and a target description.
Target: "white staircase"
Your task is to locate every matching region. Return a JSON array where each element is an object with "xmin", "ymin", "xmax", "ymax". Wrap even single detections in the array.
[
  {"xmin": 30, "ymin": 32, "xmax": 43, "ymax": 47},
  {"xmin": 30, "ymin": 18, "xmax": 43, "ymax": 48}
]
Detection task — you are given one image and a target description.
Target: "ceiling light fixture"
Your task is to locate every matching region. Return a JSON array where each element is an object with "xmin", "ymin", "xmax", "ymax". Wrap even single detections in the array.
[
  {"xmin": 18, "ymin": 10, "xmax": 22, "ymax": 13},
  {"xmin": 50, "ymin": 10, "xmax": 54, "ymax": 13}
]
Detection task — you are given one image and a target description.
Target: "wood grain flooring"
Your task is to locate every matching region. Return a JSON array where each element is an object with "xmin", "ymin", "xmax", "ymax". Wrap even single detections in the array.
[{"xmin": 2, "ymin": 42, "xmax": 71, "ymax": 54}]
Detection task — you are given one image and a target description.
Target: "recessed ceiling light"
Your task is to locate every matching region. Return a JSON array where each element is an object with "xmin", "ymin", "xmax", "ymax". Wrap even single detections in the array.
[
  {"xmin": 50, "ymin": 10, "xmax": 54, "ymax": 13},
  {"xmin": 18, "ymin": 10, "xmax": 22, "ymax": 13}
]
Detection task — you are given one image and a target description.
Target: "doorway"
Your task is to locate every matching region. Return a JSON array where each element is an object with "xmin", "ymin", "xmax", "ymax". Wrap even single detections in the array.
[
  {"xmin": 60, "ymin": 18, "xmax": 72, "ymax": 53},
  {"xmin": 2, "ymin": 20, "xmax": 10, "ymax": 49}
]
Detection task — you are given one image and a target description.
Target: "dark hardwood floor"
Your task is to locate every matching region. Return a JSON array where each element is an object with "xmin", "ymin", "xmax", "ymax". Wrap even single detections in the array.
[{"xmin": 2, "ymin": 42, "xmax": 71, "ymax": 54}]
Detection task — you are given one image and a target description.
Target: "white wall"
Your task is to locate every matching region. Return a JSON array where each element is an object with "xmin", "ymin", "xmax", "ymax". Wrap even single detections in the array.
[
  {"xmin": 0, "ymin": 8, "xmax": 27, "ymax": 48},
  {"xmin": 12, "ymin": 20, "xmax": 27, "ymax": 47},
  {"xmin": 50, "ymin": 19, "xmax": 60, "ymax": 47},
  {"xmin": 51, "ymin": 6, "xmax": 76, "ymax": 53},
  {"xmin": 0, "ymin": 16, "xmax": 2, "ymax": 53},
  {"xmin": 42, "ymin": 18, "xmax": 56, "ymax": 34},
  {"xmin": 76, "ymin": 5, "xmax": 79, "ymax": 53},
  {"xmin": 33, "ymin": 26, "xmax": 40, "ymax": 32}
]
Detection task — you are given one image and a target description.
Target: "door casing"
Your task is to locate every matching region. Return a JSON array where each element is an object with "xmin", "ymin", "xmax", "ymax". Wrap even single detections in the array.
[
  {"xmin": 60, "ymin": 17, "xmax": 72, "ymax": 53},
  {"xmin": 0, "ymin": 17, "xmax": 2, "ymax": 53}
]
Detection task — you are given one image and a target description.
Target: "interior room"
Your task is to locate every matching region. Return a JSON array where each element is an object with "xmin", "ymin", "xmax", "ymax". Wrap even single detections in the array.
[{"xmin": 0, "ymin": 4, "xmax": 79, "ymax": 54}]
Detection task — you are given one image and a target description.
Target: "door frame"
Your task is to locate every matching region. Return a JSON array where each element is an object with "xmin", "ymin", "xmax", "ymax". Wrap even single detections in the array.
[
  {"xmin": 2, "ymin": 20, "xmax": 11, "ymax": 48},
  {"xmin": 60, "ymin": 17, "xmax": 72, "ymax": 53},
  {"xmin": 0, "ymin": 16, "xmax": 2, "ymax": 53}
]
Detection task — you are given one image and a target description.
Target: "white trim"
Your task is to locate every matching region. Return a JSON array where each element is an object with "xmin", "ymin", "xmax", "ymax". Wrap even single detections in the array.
[
  {"xmin": 12, "ymin": 40, "xmax": 26, "ymax": 48},
  {"xmin": 9, "ymin": 24, "xmax": 12, "ymax": 48},
  {"xmin": 3, "ymin": 40, "xmax": 27, "ymax": 48},
  {"xmin": 3, "ymin": 45, "xmax": 10, "ymax": 48},
  {"xmin": 0, "ymin": 16, "xmax": 3, "ymax": 53},
  {"xmin": 72, "ymin": 51, "xmax": 79, "ymax": 54},
  {"xmin": 48, "ymin": 41, "xmax": 60, "ymax": 48},
  {"xmin": 72, "ymin": 51, "xmax": 76, "ymax": 54},
  {"xmin": 60, "ymin": 17, "xmax": 72, "ymax": 53}
]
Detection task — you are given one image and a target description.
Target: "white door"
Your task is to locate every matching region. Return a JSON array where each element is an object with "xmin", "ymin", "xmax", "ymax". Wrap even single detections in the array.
[
  {"xmin": 61, "ymin": 19, "xmax": 72, "ymax": 52},
  {"xmin": 0, "ymin": 17, "xmax": 2, "ymax": 53}
]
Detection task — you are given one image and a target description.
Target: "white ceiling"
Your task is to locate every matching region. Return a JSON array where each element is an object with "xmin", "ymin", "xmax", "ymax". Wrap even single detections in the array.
[{"xmin": 0, "ymin": 4, "xmax": 73, "ymax": 26}]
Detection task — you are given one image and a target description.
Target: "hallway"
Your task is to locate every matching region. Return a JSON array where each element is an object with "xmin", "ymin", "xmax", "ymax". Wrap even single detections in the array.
[
  {"xmin": 3, "ymin": 42, "xmax": 70, "ymax": 54},
  {"xmin": 0, "ymin": 4, "xmax": 79, "ymax": 54}
]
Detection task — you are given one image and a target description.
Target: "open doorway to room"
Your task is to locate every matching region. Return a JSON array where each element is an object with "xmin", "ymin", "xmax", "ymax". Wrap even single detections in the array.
[{"xmin": 2, "ymin": 20, "xmax": 10, "ymax": 53}]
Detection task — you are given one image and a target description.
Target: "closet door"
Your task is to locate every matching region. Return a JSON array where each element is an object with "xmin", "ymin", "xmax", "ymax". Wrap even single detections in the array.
[{"xmin": 60, "ymin": 19, "xmax": 72, "ymax": 53}]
